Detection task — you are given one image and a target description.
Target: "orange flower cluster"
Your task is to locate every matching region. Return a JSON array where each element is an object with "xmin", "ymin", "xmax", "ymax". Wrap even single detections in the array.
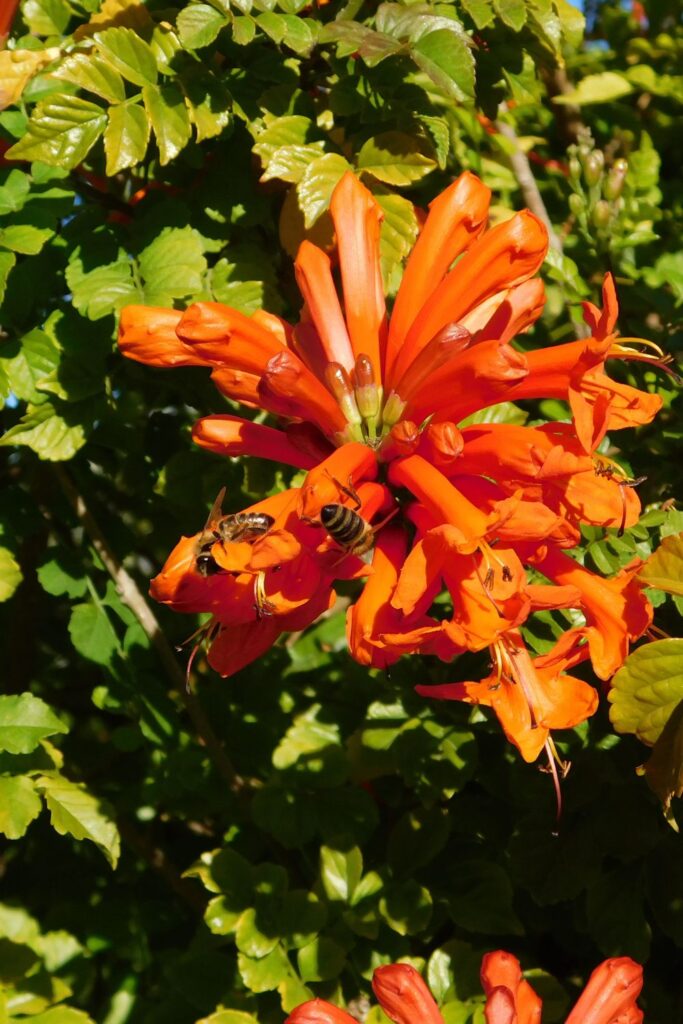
[
  {"xmin": 285, "ymin": 954, "xmax": 644, "ymax": 1024},
  {"xmin": 119, "ymin": 171, "xmax": 666, "ymax": 766}
]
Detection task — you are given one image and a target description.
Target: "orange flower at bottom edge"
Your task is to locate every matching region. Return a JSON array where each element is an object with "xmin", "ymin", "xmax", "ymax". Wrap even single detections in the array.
[{"xmin": 285, "ymin": 953, "xmax": 644, "ymax": 1024}]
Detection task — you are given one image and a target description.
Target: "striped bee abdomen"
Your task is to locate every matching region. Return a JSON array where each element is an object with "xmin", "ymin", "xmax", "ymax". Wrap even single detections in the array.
[{"xmin": 320, "ymin": 504, "xmax": 367, "ymax": 546}]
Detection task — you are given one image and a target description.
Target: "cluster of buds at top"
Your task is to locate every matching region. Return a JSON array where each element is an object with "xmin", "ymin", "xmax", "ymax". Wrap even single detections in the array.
[
  {"xmin": 568, "ymin": 131, "xmax": 629, "ymax": 239},
  {"xmin": 285, "ymin": 953, "xmax": 644, "ymax": 1024}
]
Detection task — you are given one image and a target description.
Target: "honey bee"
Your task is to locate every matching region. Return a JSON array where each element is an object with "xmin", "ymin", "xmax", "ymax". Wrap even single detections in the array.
[
  {"xmin": 195, "ymin": 488, "xmax": 275, "ymax": 576},
  {"xmin": 319, "ymin": 478, "xmax": 397, "ymax": 558}
]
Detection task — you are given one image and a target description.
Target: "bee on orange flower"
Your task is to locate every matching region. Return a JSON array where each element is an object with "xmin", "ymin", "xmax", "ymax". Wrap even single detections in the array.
[{"xmin": 195, "ymin": 488, "xmax": 274, "ymax": 576}]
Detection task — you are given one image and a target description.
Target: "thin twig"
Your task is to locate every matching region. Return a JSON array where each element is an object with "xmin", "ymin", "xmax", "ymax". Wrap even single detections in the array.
[
  {"xmin": 117, "ymin": 818, "xmax": 207, "ymax": 913},
  {"xmin": 54, "ymin": 465, "xmax": 245, "ymax": 793},
  {"xmin": 495, "ymin": 110, "xmax": 564, "ymax": 253}
]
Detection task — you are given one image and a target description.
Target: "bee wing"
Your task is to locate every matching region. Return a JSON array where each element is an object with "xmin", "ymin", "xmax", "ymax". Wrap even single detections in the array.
[{"xmin": 204, "ymin": 487, "xmax": 226, "ymax": 530}]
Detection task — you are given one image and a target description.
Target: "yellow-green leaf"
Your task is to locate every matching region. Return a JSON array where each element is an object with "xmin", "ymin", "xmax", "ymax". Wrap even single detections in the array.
[
  {"xmin": 638, "ymin": 533, "xmax": 683, "ymax": 596},
  {"xmin": 609, "ymin": 639, "xmax": 683, "ymax": 745},
  {"xmin": 94, "ymin": 26, "xmax": 158, "ymax": 87},
  {"xmin": 52, "ymin": 52, "xmax": 126, "ymax": 104},
  {"xmin": 640, "ymin": 699, "xmax": 683, "ymax": 828},
  {"xmin": 0, "ymin": 776, "xmax": 42, "ymax": 840},
  {"xmin": 6, "ymin": 95, "xmax": 107, "ymax": 169},
  {"xmin": 358, "ymin": 131, "xmax": 436, "ymax": 186},
  {"xmin": 142, "ymin": 82, "xmax": 192, "ymax": 165},
  {"xmin": 177, "ymin": 3, "xmax": 228, "ymax": 48},
  {"xmin": 0, "ymin": 693, "xmax": 67, "ymax": 752},
  {"xmin": 35, "ymin": 774, "xmax": 121, "ymax": 868},
  {"xmin": 0, "ymin": 401, "xmax": 90, "ymax": 461},
  {"xmin": 410, "ymin": 29, "xmax": 475, "ymax": 104},
  {"xmin": 0, "ymin": 547, "xmax": 22, "ymax": 602},
  {"xmin": 0, "ymin": 48, "xmax": 61, "ymax": 111},
  {"xmin": 296, "ymin": 153, "xmax": 352, "ymax": 228},
  {"xmin": 104, "ymin": 102, "xmax": 150, "ymax": 175},
  {"xmin": 553, "ymin": 71, "xmax": 633, "ymax": 106}
]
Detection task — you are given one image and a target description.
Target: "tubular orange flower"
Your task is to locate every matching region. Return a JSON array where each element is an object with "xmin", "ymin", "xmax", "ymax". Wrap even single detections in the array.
[
  {"xmin": 285, "ymin": 954, "xmax": 644, "ymax": 1024},
  {"xmin": 119, "ymin": 169, "xmax": 662, "ymax": 764}
]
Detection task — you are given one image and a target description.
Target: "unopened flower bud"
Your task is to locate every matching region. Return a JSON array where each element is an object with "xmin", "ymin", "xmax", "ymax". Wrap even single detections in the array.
[
  {"xmin": 592, "ymin": 199, "xmax": 611, "ymax": 228},
  {"xmin": 372, "ymin": 964, "xmax": 444, "ymax": 1024},
  {"xmin": 583, "ymin": 150, "xmax": 605, "ymax": 186},
  {"xmin": 569, "ymin": 193, "xmax": 585, "ymax": 217},
  {"xmin": 381, "ymin": 391, "xmax": 407, "ymax": 429},
  {"xmin": 324, "ymin": 362, "xmax": 361, "ymax": 425},
  {"xmin": 604, "ymin": 158, "xmax": 628, "ymax": 200},
  {"xmin": 354, "ymin": 353, "xmax": 380, "ymax": 420},
  {"xmin": 569, "ymin": 156, "xmax": 582, "ymax": 180}
]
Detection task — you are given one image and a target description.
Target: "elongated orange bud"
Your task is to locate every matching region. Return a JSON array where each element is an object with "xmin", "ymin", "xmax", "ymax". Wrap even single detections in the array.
[
  {"xmin": 286, "ymin": 1000, "xmax": 357, "ymax": 1024},
  {"xmin": 372, "ymin": 964, "xmax": 445, "ymax": 1024},
  {"xmin": 325, "ymin": 362, "xmax": 362, "ymax": 425},
  {"xmin": 565, "ymin": 958, "xmax": 643, "ymax": 1024},
  {"xmin": 393, "ymin": 323, "xmax": 471, "ymax": 402}
]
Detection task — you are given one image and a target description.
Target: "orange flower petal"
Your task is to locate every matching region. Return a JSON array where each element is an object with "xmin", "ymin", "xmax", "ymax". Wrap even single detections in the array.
[
  {"xmin": 391, "ymin": 211, "xmax": 547, "ymax": 386},
  {"xmin": 118, "ymin": 306, "xmax": 203, "ymax": 366},
  {"xmin": 386, "ymin": 171, "xmax": 491, "ymax": 379},
  {"xmin": 388, "ymin": 455, "xmax": 489, "ymax": 548},
  {"xmin": 192, "ymin": 415, "xmax": 319, "ymax": 469},
  {"xmin": 176, "ymin": 302, "xmax": 284, "ymax": 372},
  {"xmin": 484, "ymin": 987, "xmax": 517, "ymax": 1024},
  {"xmin": 372, "ymin": 964, "xmax": 445, "ymax": 1024},
  {"xmin": 565, "ymin": 958, "xmax": 643, "ymax": 1024},
  {"xmin": 535, "ymin": 548, "xmax": 653, "ymax": 679},
  {"xmin": 295, "ymin": 240, "xmax": 355, "ymax": 372},
  {"xmin": 258, "ymin": 348, "xmax": 349, "ymax": 438},
  {"xmin": 346, "ymin": 525, "xmax": 407, "ymax": 668},
  {"xmin": 406, "ymin": 341, "xmax": 528, "ymax": 424},
  {"xmin": 286, "ymin": 999, "xmax": 358, "ymax": 1024},
  {"xmin": 298, "ymin": 442, "xmax": 378, "ymax": 520},
  {"xmin": 330, "ymin": 172, "xmax": 386, "ymax": 383},
  {"xmin": 210, "ymin": 367, "xmax": 261, "ymax": 406}
]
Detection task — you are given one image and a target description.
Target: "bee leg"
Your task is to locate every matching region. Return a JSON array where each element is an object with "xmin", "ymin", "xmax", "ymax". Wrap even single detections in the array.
[{"xmin": 325, "ymin": 471, "xmax": 362, "ymax": 510}]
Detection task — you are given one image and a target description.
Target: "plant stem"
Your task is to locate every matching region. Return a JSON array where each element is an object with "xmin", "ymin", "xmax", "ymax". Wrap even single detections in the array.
[{"xmin": 54, "ymin": 465, "xmax": 245, "ymax": 794}]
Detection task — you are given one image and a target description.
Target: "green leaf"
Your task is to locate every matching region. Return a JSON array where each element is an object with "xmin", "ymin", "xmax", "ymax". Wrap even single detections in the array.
[
  {"xmin": 68, "ymin": 601, "xmax": 120, "ymax": 666},
  {"xmin": 320, "ymin": 21, "xmax": 403, "ymax": 65},
  {"xmin": 0, "ymin": 693, "xmax": 67, "ymax": 754},
  {"xmin": 37, "ymin": 551, "xmax": 88, "ymax": 599},
  {"xmin": 94, "ymin": 27, "xmax": 158, "ymax": 88},
  {"xmin": 261, "ymin": 144, "xmax": 325, "ymax": 184},
  {"xmin": 638, "ymin": 533, "xmax": 683, "ymax": 596},
  {"xmin": 24, "ymin": 1009, "xmax": 96, "ymax": 1024},
  {"xmin": 142, "ymin": 82, "xmax": 192, "ymax": 165},
  {"xmin": 196, "ymin": 1012, "xmax": 260, "ymax": 1024},
  {"xmin": 0, "ymin": 170, "xmax": 31, "ymax": 216},
  {"xmin": 609, "ymin": 639, "xmax": 683, "ymax": 746},
  {"xmin": 52, "ymin": 52, "xmax": 126, "ymax": 104},
  {"xmin": 22, "ymin": 0, "xmax": 71, "ymax": 35},
  {"xmin": 185, "ymin": 72, "xmax": 232, "ymax": 143},
  {"xmin": 253, "ymin": 116, "xmax": 319, "ymax": 163},
  {"xmin": 0, "ymin": 776, "xmax": 42, "ymax": 840},
  {"xmin": 641, "ymin": 700, "xmax": 683, "ymax": 826},
  {"xmin": 460, "ymin": 0, "xmax": 495, "ymax": 28},
  {"xmin": 586, "ymin": 865, "xmax": 651, "ymax": 960},
  {"xmin": 379, "ymin": 880, "xmax": 433, "ymax": 936},
  {"xmin": 358, "ymin": 131, "xmax": 436, "ymax": 186},
  {"xmin": 104, "ymin": 102, "xmax": 150, "ymax": 175},
  {"xmin": 235, "ymin": 906, "xmax": 279, "ymax": 958},
  {"xmin": 493, "ymin": 0, "xmax": 527, "ymax": 31},
  {"xmin": 6, "ymin": 95, "xmax": 107, "ymax": 169},
  {"xmin": 388, "ymin": 806, "xmax": 451, "ymax": 876},
  {"xmin": 553, "ymin": 72, "xmax": 633, "ymax": 106},
  {"xmin": 553, "ymin": 0, "xmax": 584, "ymax": 47},
  {"xmin": 35, "ymin": 774, "xmax": 120, "ymax": 867},
  {"xmin": 177, "ymin": 4, "xmax": 228, "ymax": 48},
  {"xmin": 447, "ymin": 861, "xmax": 523, "ymax": 934},
  {"xmin": 66, "ymin": 248, "xmax": 138, "ymax": 321},
  {"xmin": 279, "ymin": 891, "xmax": 327, "ymax": 950},
  {"xmin": 237, "ymin": 945, "xmax": 291, "ymax": 993},
  {"xmin": 296, "ymin": 153, "xmax": 353, "ymax": 228},
  {"xmin": 0, "ymin": 400, "xmax": 90, "ymax": 461},
  {"xmin": 0, "ymin": 326, "xmax": 60, "ymax": 405},
  {"xmin": 0, "ymin": 223, "xmax": 54, "ymax": 255},
  {"xmin": 296, "ymin": 936, "xmax": 345, "ymax": 982},
  {"xmin": 320, "ymin": 845, "xmax": 362, "ymax": 903},
  {"xmin": 0, "ymin": 546, "xmax": 22, "ymax": 602},
  {"xmin": 138, "ymin": 227, "xmax": 207, "ymax": 305},
  {"xmin": 0, "ymin": 250, "xmax": 16, "ymax": 304},
  {"xmin": 411, "ymin": 29, "xmax": 475, "ymax": 104}
]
